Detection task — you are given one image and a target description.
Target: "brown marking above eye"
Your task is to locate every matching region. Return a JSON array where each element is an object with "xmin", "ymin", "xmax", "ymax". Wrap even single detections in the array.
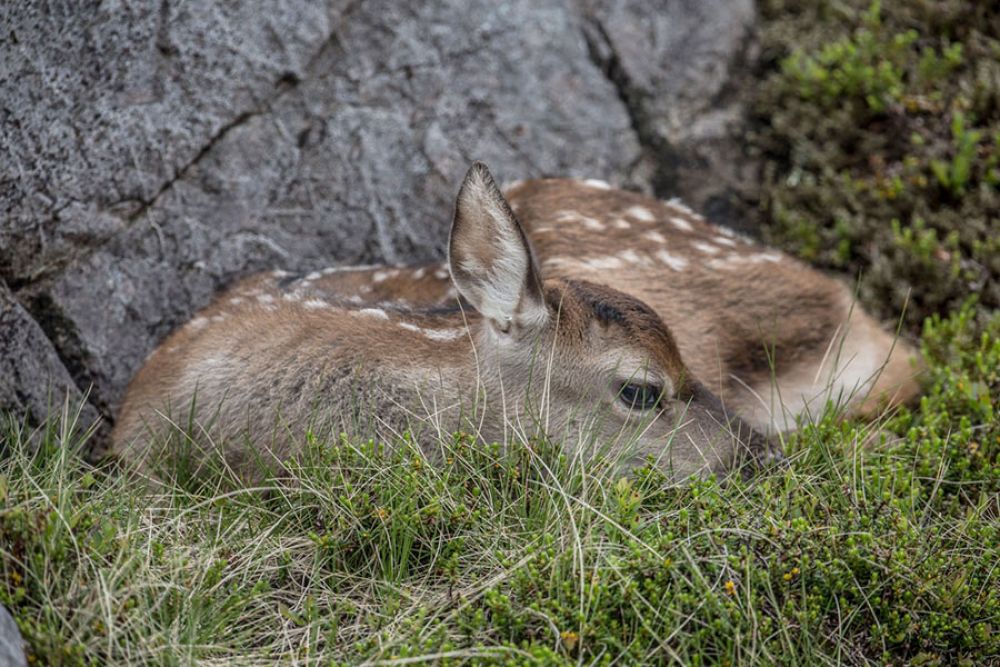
[{"xmin": 563, "ymin": 280, "xmax": 661, "ymax": 328}]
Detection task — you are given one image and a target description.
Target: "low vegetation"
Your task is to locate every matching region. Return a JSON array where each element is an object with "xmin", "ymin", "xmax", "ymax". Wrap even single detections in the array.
[
  {"xmin": 1, "ymin": 0, "xmax": 997, "ymax": 664},
  {"xmin": 753, "ymin": 0, "xmax": 999, "ymax": 327},
  {"xmin": 1, "ymin": 305, "xmax": 997, "ymax": 665}
]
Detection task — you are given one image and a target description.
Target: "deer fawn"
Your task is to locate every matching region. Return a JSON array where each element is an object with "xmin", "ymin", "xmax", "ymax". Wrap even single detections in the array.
[
  {"xmin": 112, "ymin": 164, "xmax": 775, "ymax": 482},
  {"xmin": 237, "ymin": 180, "xmax": 922, "ymax": 435}
]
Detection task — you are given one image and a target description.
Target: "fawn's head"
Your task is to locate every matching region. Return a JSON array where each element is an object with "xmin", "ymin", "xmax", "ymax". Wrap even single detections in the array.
[{"xmin": 449, "ymin": 163, "xmax": 775, "ymax": 478}]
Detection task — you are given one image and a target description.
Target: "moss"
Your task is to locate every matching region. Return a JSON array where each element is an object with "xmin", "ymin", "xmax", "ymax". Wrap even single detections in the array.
[{"xmin": 751, "ymin": 0, "xmax": 1000, "ymax": 328}]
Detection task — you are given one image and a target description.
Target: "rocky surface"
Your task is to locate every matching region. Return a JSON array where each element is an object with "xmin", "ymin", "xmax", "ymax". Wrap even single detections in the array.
[
  {"xmin": 0, "ymin": 281, "xmax": 100, "ymax": 434},
  {"xmin": 0, "ymin": 0, "xmax": 759, "ymax": 445},
  {"xmin": 0, "ymin": 605, "xmax": 26, "ymax": 667},
  {"xmin": 577, "ymin": 0, "xmax": 759, "ymax": 230}
]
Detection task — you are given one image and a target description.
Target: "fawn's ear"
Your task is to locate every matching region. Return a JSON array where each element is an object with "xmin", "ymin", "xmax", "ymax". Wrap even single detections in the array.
[{"xmin": 448, "ymin": 162, "xmax": 547, "ymax": 334}]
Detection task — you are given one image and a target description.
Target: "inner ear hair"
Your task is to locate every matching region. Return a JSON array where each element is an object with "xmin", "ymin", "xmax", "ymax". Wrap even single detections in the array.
[{"xmin": 448, "ymin": 162, "xmax": 546, "ymax": 331}]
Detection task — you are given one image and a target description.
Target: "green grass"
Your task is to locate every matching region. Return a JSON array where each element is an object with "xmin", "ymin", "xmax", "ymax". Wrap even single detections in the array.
[{"xmin": 2, "ymin": 306, "xmax": 998, "ymax": 666}]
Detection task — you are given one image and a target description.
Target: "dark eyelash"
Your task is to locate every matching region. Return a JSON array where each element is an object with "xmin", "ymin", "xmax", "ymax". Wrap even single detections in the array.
[{"xmin": 618, "ymin": 383, "xmax": 663, "ymax": 410}]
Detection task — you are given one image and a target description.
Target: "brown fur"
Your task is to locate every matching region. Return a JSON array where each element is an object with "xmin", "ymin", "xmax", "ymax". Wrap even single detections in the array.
[
  {"xmin": 113, "ymin": 165, "xmax": 774, "ymax": 482},
  {"xmin": 240, "ymin": 179, "xmax": 921, "ymax": 432}
]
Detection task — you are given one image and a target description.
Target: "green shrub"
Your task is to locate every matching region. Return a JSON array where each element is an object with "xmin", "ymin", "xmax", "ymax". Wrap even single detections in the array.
[{"xmin": 753, "ymin": 0, "xmax": 1000, "ymax": 327}]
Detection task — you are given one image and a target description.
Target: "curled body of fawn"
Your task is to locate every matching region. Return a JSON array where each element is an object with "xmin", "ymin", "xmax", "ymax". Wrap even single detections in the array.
[
  {"xmin": 257, "ymin": 183, "xmax": 921, "ymax": 434},
  {"xmin": 112, "ymin": 164, "xmax": 777, "ymax": 482}
]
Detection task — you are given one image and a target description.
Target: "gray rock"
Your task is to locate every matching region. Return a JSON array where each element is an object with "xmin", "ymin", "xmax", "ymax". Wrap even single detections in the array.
[
  {"xmin": 0, "ymin": 605, "xmax": 26, "ymax": 667},
  {"xmin": 0, "ymin": 280, "xmax": 101, "ymax": 439},
  {"xmin": 576, "ymin": 0, "xmax": 760, "ymax": 231},
  {"xmin": 0, "ymin": 0, "xmax": 758, "ymax": 444}
]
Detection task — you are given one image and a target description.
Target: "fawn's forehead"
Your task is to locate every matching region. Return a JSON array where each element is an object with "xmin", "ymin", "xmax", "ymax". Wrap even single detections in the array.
[{"xmin": 549, "ymin": 280, "xmax": 683, "ymax": 368}]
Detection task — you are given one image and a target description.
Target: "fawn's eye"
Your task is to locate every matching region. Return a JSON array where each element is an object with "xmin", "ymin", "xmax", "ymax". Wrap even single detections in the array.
[{"xmin": 618, "ymin": 383, "xmax": 663, "ymax": 411}]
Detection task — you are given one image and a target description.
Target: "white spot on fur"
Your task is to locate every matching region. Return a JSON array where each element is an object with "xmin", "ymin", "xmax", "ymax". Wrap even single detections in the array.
[
  {"xmin": 434, "ymin": 268, "xmax": 450, "ymax": 280},
  {"xmin": 554, "ymin": 210, "xmax": 605, "ymax": 230},
  {"xmin": 373, "ymin": 270, "xmax": 391, "ymax": 283},
  {"xmin": 532, "ymin": 225, "xmax": 555, "ymax": 234},
  {"xmin": 710, "ymin": 252, "xmax": 782, "ymax": 268},
  {"xmin": 669, "ymin": 217, "xmax": 693, "ymax": 232},
  {"xmin": 626, "ymin": 206, "xmax": 655, "ymax": 222},
  {"xmin": 612, "ymin": 218, "xmax": 631, "ymax": 229},
  {"xmin": 619, "ymin": 249, "xmax": 643, "ymax": 265},
  {"xmin": 271, "ymin": 270, "xmax": 291, "ymax": 278},
  {"xmin": 713, "ymin": 236, "xmax": 737, "ymax": 247},
  {"xmin": 643, "ymin": 230, "xmax": 667, "ymax": 243},
  {"xmin": 359, "ymin": 308, "xmax": 389, "ymax": 320},
  {"xmin": 584, "ymin": 256, "xmax": 624, "ymax": 270},
  {"xmin": 282, "ymin": 293, "xmax": 298, "ymax": 301},
  {"xmin": 582, "ymin": 178, "xmax": 611, "ymax": 190},
  {"xmin": 665, "ymin": 197, "xmax": 700, "ymax": 218},
  {"xmin": 210, "ymin": 314, "xmax": 226, "ymax": 322},
  {"xmin": 716, "ymin": 226, "xmax": 736, "ymax": 237},
  {"xmin": 188, "ymin": 317, "xmax": 208, "ymax": 330},
  {"xmin": 303, "ymin": 299, "xmax": 329, "ymax": 310},
  {"xmin": 398, "ymin": 321, "xmax": 464, "ymax": 342},
  {"xmin": 423, "ymin": 328, "xmax": 465, "ymax": 341},
  {"xmin": 413, "ymin": 267, "xmax": 427, "ymax": 280},
  {"xmin": 305, "ymin": 271, "xmax": 321, "ymax": 281},
  {"xmin": 347, "ymin": 295, "xmax": 363, "ymax": 304},
  {"xmin": 229, "ymin": 297, "xmax": 244, "ymax": 305},
  {"xmin": 692, "ymin": 241, "xmax": 720, "ymax": 255},
  {"xmin": 753, "ymin": 252, "xmax": 783, "ymax": 264},
  {"xmin": 706, "ymin": 254, "xmax": 748, "ymax": 271},
  {"xmin": 655, "ymin": 249, "xmax": 688, "ymax": 271},
  {"xmin": 552, "ymin": 211, "xmax": 604, "ymax": 232},
  {"xmin": 257, "ymin": 294, "xmax": 275, "ymax": 304}
]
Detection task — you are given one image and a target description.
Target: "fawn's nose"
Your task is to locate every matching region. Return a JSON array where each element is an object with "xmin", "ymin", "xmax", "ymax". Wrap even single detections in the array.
[
  {"xmin": 737, "ymin": 421, "xmax": 786, "ymax": 480},
  {"xmin": 684, "ymin": 380, "xmax": 784, "ymax": 478}
]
